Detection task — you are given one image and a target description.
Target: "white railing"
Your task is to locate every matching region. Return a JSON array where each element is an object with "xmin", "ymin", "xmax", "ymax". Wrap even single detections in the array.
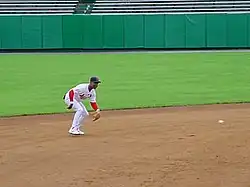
[
  {"xmin": 0, "ymin": 0, "xmax": 78, "ymax": 14},
  {"xmin": 90, "ymin": 0, "xmax": 250, "ymax": 14},
  {"xmin": 0, "ymin": 4, "xmax": 77, "ymax": 6},
  {"xmin": 90, "ymin": 11, "xmax": 250, "ymax": 15},
  {"xmin": 93, "ymin": 5, "xmax": 250, "ymax": 9},
  {"xmin": 95, "ymin": 1, "xmax": 250, "ymax": 5}
]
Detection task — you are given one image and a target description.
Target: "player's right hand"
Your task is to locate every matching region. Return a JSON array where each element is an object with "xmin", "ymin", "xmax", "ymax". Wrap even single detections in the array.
[{"xmin": 67, "ymin": 103, "xmax": 73, "ymax": 110}]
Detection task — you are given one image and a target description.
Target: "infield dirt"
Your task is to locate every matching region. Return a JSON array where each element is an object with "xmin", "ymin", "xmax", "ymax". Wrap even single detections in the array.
[{"xmin": 0, "ymin": 104, "xmax": 250, "ymax": 187}]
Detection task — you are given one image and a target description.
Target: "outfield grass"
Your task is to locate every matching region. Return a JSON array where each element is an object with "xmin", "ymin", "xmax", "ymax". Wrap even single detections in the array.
[{"xmin": 0, "ymin": 52, "xmax": 250, "ymax": 117}]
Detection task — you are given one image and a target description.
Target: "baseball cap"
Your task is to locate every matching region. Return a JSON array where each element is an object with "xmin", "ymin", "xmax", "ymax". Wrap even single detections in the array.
[{"xmin": 90, "ymin": 76, "xmax": 101, "ymax": 83}]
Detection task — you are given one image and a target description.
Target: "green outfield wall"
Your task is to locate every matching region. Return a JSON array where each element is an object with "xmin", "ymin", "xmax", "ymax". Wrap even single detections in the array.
[{"xmin": 0, "ymin": 13, "xmax": 250, "ymax": 49}]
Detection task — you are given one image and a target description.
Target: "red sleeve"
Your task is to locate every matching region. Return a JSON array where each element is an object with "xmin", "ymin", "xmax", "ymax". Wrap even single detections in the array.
[
  {"xmin": 69, "ymin": 90, "xmax": 74, "ymax": 102},
  {"xmin": 90, "ymin": 102, "xmax": 99, "ymax": 111}
]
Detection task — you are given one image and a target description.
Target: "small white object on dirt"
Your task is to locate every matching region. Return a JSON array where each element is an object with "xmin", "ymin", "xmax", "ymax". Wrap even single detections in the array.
[{"xmin": 218, "ymin": 120, "xmax": 224, "ymax": 124}]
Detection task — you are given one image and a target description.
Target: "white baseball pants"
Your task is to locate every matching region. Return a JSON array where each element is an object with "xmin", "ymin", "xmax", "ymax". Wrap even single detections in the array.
[{"xmin": 64, "ymin": 93, "xmax": 89, "ymax": 131}]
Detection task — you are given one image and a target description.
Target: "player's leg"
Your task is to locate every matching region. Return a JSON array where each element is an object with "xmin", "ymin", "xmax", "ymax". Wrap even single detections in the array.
[
  {"xmin": 76, "ymin": 102, "xmax": 89, "ymax": 134},
  {"xmin": 64, "ymin": 94, "xmax": 86, "ymax": 135},
  {"xmin": 69, "ymin": 101, "xmax": 86, "ymax": 134}
]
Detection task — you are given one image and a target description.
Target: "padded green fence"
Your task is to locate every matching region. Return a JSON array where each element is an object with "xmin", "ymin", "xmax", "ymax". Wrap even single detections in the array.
[{"xmin": 0, "ymin": 14, "xmax": 250, "ymax": 49}]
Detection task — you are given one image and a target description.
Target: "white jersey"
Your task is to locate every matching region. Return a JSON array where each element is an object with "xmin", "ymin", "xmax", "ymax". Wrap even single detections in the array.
[{"xmin": 69, "ymin": 83, "xmax": 97, "ymax": 103}]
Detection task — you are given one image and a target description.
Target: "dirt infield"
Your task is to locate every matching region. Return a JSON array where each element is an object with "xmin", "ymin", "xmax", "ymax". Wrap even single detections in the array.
[{"xmin": 0, "ymin": 104, "xmax": 250, "ymax": 187}]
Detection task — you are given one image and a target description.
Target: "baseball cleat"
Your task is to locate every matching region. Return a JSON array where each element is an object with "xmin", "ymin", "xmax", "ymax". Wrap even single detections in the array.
[
  {"xmin": 77, "ymin": 129, "xmax": 85, "ymax": 135},
  {"xmin": 68, "ymin": 130, "xmax": 81, "ymax": 135},
  {"xmin": 68, "ymin": 127, "xmax": 81, "ymax": 135}
]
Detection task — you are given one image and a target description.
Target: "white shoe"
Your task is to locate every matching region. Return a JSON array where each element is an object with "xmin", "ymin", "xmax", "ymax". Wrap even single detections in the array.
[
  {"xmin": 68, "ymin": 127, "xmax": 81, "ymax": 135},
  {"xmin": 77, "ymin": 128, "xmax": 85, "ymax": 135}
]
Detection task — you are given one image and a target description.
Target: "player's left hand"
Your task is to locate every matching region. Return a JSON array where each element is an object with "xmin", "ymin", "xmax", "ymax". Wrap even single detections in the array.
[
  {"xmin": 67, "ymin": 103, "xmax": 73, "ymax": 110},
  {"xmin": 92, "ymin": 111, "xmax": 101, "ymax": 121}
]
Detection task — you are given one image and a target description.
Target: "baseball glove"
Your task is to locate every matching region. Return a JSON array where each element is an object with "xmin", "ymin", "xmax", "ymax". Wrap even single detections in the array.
[{"xmin": 92, "ymin": 111, "xmax": 101, "ymax": 121}]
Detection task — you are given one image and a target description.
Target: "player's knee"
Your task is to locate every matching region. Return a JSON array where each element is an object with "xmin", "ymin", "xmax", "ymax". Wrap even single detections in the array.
[{"xmin": 78, "ymin": 108, "xmax": 88, "ymax": 117}]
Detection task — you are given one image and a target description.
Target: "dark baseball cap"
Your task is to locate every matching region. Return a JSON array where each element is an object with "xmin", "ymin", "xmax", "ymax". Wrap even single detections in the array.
[{"xmin": 90, "ymin": 76, "xmax": 101, "ymax": 83}]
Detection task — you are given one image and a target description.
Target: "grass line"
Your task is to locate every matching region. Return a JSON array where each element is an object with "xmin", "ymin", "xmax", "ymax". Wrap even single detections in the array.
[{"xmin": 1, "ymin": 101, "xmax": 250, "ymax": 118}]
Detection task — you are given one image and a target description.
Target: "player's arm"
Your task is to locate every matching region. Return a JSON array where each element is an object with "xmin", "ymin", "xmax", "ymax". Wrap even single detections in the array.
[
  {"xmin": 66, "ymin": 89, "xmax": 74, "ymax": 109},
  {"xmin": 90, "ymin": 102, "xmax": 101, "ymax": 121},
  {"xmin": 89, "ymin": 92, "xmax": 100, "ymax": 112},
  {"xmin": 67, "ymin": 88, "xmax": 79, "ymax": 109},
  {"xmin": 90, "ymin": 102, "xmax": 100, "ymax": 112},
  {"xmin": 89, "ymin": 92, "xmax": 101, "ymax": 121}
]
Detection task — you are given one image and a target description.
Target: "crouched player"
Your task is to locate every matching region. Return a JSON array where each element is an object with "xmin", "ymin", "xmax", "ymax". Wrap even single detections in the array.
[{"xmin": 63, "ymin": 76, "xmax": 101, "ymax": 135}]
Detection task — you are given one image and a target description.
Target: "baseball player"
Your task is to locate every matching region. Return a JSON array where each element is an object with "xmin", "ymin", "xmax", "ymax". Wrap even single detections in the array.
[{"xmin": 63, "ymin": 76, "xmax": 101, "ymax": 135}]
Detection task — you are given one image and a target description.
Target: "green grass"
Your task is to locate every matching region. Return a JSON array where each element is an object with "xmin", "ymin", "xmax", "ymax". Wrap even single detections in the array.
[{"xmin": 1, "ymin": 52, "xmax": 250, "ymax": 117}]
